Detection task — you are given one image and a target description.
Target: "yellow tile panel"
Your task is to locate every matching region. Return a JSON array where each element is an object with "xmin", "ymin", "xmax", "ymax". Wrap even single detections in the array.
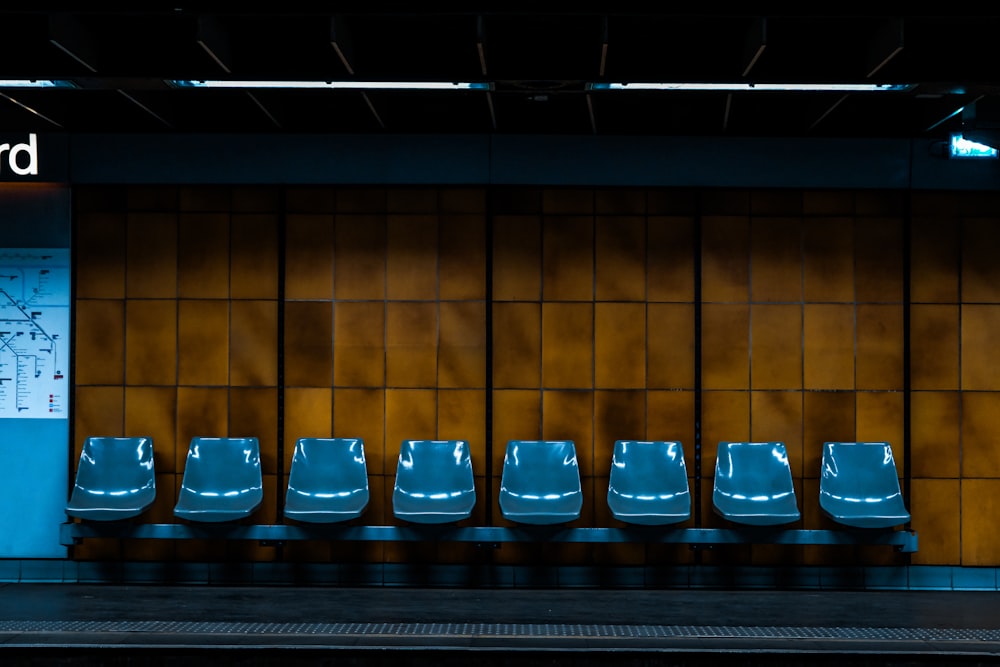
[
  {"xmin": 595, "ymin": 216, "xmax": 646, "ymax": 301},
  {"xmin": 541, "ymin": 302, "xmax": 594, "ymax": 389},
  {"xmin": 386, "ymin": 214, "xmax": 438, "ymax": 300},
  {"xmin": 178, "ymin": 213, "xmax": 230, "ymax": 299},
  {"xmin": 542, "ymin": 188, "xmax": 594, "ymax": 214},
  {"xmin": 285, "ymin": 186, "xmax": 336, "ymax": 212},
  {"xmin": 175, "ymin": 387, "xmax": 229, "ymax": 472},
  {"xmin": 856, "ymin": 392, "xmax": 904, "ymax": 459},
  {"xmin": 75, "ymin": 212, "xmax": 126, "ymax": 299},
  {"xmin": 541, "ymin": 390, "xmax": 595, "ymax": 478},
  {"xmin": 75, "ymin": 299, "xmax": 125, "ymax": 386},
  {"xmin": 647, "ymin": 216, "xmax": 695, "ymax": 303},
  {"xmin": 284, "ymin": 214, "xmax": 334, "ymax": 300},
  {"xmin": 855, "ymin": 217, "xmax": 903, "ymax": 303},
  {"xmin": 230, "ymin": 214, "xmax": 279, "ymax": 299},
  {"xmin": 386, "ymin": 188, "xmax": 437, "ymax": 213},
  {"xmin": 701, "ymin": 304, "xmax": 749, "ymax": 390},
  {"xmin": 909, "ymin": 478, "xmax": 960, "ymax": 565},
  {"xmin": 333, "ymin": 214, "xmax": 387, "ymax": 300},
  {"xmin": 750, "ymin": 304, "xmax": 802, "ymax": 390},
  {"xmin": 386, "ymin": 301, "xmax": 438, "ymax": 388},
  {"xmin": 910, "ymin": 217, "xmax": 959, "ymax": 303},
  {"xmin": 177, "ymin": 300, "xmax": 230, "ymax": 386},
  {"xmin": 126, "ymin": 213, "xmax": 177, "ymax": 299},
  {"xmin": 492, "ymin": 215, "xmax": 541, "ymax": 301},
  {"xmin": 440, "ymin": 187, "xmax": 487, "ymax": 213},
  {"xmin": 700, "ymin": 390, "xmax": 750, "ymax": 469},
  {"xmin": 647, "ymin": 303, "xmax": 695, "ymax": 389},
  {"xmin": 542, "ymin": 216, "xmax": 594, "ymax": 301},
  {"xmin": 701, "ymin": 216, "xmax": 749, "ymax": 303},
  {"xmin": 595, "ymin": 188, "xmax": 646, "ymax": 215},
  {"xmin": 283, "ymin": 387, "xmax": 333, "ymax": 456},
  {"xmin": 284, "ymin": 300, "xmax": 333, "ymax": 387},
  {"xmin": 961, "ymin": 305, "xmax": 1000, "ymax": 390},
  {"xmin": 439, "ymin": 214, "xmax": 486, "ymax": 300},
  {"xmin": 910, "ymin": 391, "xmax": 960, "ymax": 478},
  {"xmin": 646, "ymin": 390, "xmax": 695, "ymax": 473},
  {"xmin": 126, "ymin": 185, "xmax": 178, "ymax": 211},
  {"xmin": 179, "ymin": 186, "xmax": 229, "ymax": 211},
  {"xmin": 803, "ymin": 191, "xmax": 854, "ymax": 215},
  {"xmin": 802, "ymin": 391, "xmax": 855, "ymax": 478},
  {"xmin": 229, "ymin": 387, "xmax": 278, "ymax": 474},
  {"xmin": 333, "ymin": 301, "xmax": 384, "ymax": 388},
  {"xmin": 961, "ymin": 392, "xmax": 1000, "ymax": 478},
  {"xmin": 124, "ymin": 300, "xmax": 177, "ymax": 386},
  {"xmin": 750, "ymin": 391, "xmax": 803, "ymax": 478},
  {"xmin": 438, "ymin": 389, "xmax": 486, "ymax": 476},
  {"xmin": 491, "ymin": 389, "xmax": 542, "ymax": 473},
  {"xmin": 962, "ymin": 478, "xmax": 1000, "ymax": 566},
  {"xmin": 856, "ymin": 304, "xmax": 903, "ymax": 390},
  {"xmin": 750, "ymin": 217, "xmax": 802, "ymax": 303},
  {"xmin": 962, "ymin": 218, "xmax": 1000, "ymax": 303},
  {"xmin": 385, "ymin": 388, "xmax": 438, "ymax": 470},
  {"xmin": 803, "ymin": 304, "xmax": 854, "ymax": 390},
  {"xmin": 594, "ymin": 390, "xmax": 646, "ymax": 477},
  {"xmin": 802, "ymin": 218, "xmax": 854, "ymax": 302},
  {"xmin": 333, "ymin": 388, "xmax": 385, "ymax": 475},
  {"xmin": 229, "ymin": 300, "xmax": 278, "ymax": 387},
  {"xmin": 336, "ymin": 187, "xmax": 386, "ymax": 213},
  {"xmin": 73, "ymin": 386, "xmax": 124, "ymax": 455},
  {"xmin": 910, "ymin": 304, "xmax": 959, "ymax": 390},
  {"xmin": 594, "ymin": 302, "xmax": 645, "ymax": 389},
  {"xmin": 438, "ymin": 301, "xmax": 486, "ymax": 389},
  {"xmin": 491, "ymin": 302, "xmax": 540, "ymax": 388},
  {"xmin": 124, "ymin": 386, "xmax": 177, "ymax": 474},
  {"xmin": 231, "ymin": 186, "xmax": 280, "ymax": 212}
]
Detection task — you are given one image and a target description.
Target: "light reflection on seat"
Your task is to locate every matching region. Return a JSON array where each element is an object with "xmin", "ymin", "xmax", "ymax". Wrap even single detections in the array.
[
  {"xmin": 174, "ymin": 437, "xmax": 263, "ymax": 523},
  {"xmin": 392, "ymin": 440, "xmax": 476, "ymax": 524},
  {"xmin": 65, "ymin": 437, "xmax": 156, "ymax": 522},
  {"xmin": 712, "ymin": 441, "xmax": 800, "ymax": 526},
  {"xmin": 499, "ymin": 440, "xmax": 582, "ymax": 525},
  {"xmin": 284, "ymin": 438, "xmax": 370, "ymax": 523},
  {"xmin": 819, "ymin": 441, "xmax": 910, "ymax": 529},
  {"xmin": 607, "ymin": 440, "xmax": 690, "ymax": 525}
]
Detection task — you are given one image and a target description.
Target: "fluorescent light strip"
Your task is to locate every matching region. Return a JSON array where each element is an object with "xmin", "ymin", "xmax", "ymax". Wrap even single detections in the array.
[
  {"xmin": 0, "ymin": 79, "xmax": 77, "ymax": 89},
  {"xmin": 169, "ymin": 80, "xmax": 491, "ymax": 91},
  {"xmin": 588, "ymin": 82, "xmax": 913, "ymax": 92}
]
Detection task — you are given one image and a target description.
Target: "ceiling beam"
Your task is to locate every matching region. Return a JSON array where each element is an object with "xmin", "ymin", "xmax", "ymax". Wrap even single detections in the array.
[
  {"xmin": 866, "ymin": 17, "xmax": 903, "ymax": 79},
  {"xmin": 48, "ymin": 14, "xmax": 98, "ymax": 73},
  {"xmin": 742, "ymin": 17, "xmax": 767, "ymax": 77},
  {"xmin": 476, "ymin": 15, "xmax": 488, "ymax": 76},
  {"xmin": 599, "ymin": 16, "xmax": 609, "ymax": 78},
  {"xmin": 197, "ymin": 15, "xmax": 232, "ymax": 74},
  {"xmin": 117, "ymin": 90, "xmax": 172, "ymax": 128},
  {"xmin": 330, "ymin": 15, "xmax": 356, "ymax": 76}
]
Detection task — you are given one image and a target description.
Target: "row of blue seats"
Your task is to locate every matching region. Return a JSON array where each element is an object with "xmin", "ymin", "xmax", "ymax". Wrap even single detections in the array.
[{"xmin": 66, "ymin": 437, "xmax": 910, "ymax": 530}]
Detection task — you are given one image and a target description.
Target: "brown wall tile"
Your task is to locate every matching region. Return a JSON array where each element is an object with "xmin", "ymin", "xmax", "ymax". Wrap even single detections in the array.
[
  {"xmin": 803, "ymin": 218, "xmax": 854, "ymax": 302},
  {"xmin": 595, "ymin": 188, "xmax": 646, "ymax": 215},
  {"xmin": 124, "ymin": 386, "xmax": 177, "ymax": 474},
  {"xmin": 177, "ymin": 300, "xmax": 230, "ymax": 386},
  {"xmin": 701, "ymin": 390, "xmax": 750, "ymax": 468},
  {"xmin": 542, "ymin": 390, "xmax": 595, "ymax": 477},
  {"xmin": 803, "ymin": 304, "xmax": 854, "ymax": 390},
  {"xmin": 493, "ymin": 215, "xmax": 541, "ymax": 301},
  {"xmin": 126, "ymin": 186, "xmax": 177, "ymax": 211},
  {"xmin": 179, "ymin": 186, "xmax": 230, "ymax": 212},
  {"xmin": 284, "ymin": 301, "xmax": 333, "ymax": 387},
  {"xmin": 230, "ymin": 300, "xmax": 278, "ymax": 386},
  {"xmin": 285, "ymin": 186, "xmax": 336, "ymax": 213},
  {"xmin": 126, "ymin": 213, "xmax": 177, "ymax": 299},
  {"xmin": 910, "ymin": 304, "xmax": 959, "ymax": 390},
  {"xmin": 439, "ymin": 215, "xmax": 486, "ymax": 300},
  {"xmin": 492, "ymin": 389, "xmax": 542, "ymax": 472},
  {"xmin": 751, "ymin": 304, "xmax": 802, "ymax": 390},
  {"xmin": 76, "ymin": 213, "xmax": 126, "ymax": 299},
  {"xmin": 752, "ymin": 191, "xmax": 803, "ymax": 216},
  {"xmin": 542, "ymin": 302, "xmax": 593, "ymax": 388},
  {"xmin": 124, "ymin": 300, "xmax": 177, "ymax": 386},
  {"xmin": 438, "ymin": 389, "xmax": 486, "ymax": 476},
  {"xmin": 855, "ymin": 217, "xmax": 903, "ymax": 302},
  {"xmin": 647, "ymin": 216, "xmax": 695, "ymax": 302},
  {"xmin": 334, "ymin": 214, "xmax": 387, "ymax": 300},
  {"xmin": 856, "ymin": 304, "xmax": 903, "ymax": 390},
  {"xmin": 284, "ymin": 214, "xmax": 334, "ymax": 300},
  {"xmin": 492, "ymin": 302, "xmax": 540, "ymax": 388},
  {"xmin": 910, "ymin": 391, "xmax": 960, "ymax": 478},
  {"xmin": 283, "ymin": 388, "xmax": 332, "ymax": 456},
  {"xmin": 701, "ymin": 216, "xmax": 749, "ymax": 302},
  {"xmin": 333, "ymin": 301, "xmax": 384, "ymax": 388},
  {"xmin": 594, "ymin": 390, "xmax": 645, "ymax": 476},
  {"xmin": 701, "ymin": 304, "xmax": 749, "ymax": 389},
  {"xmin": 337, "ymin": 187, "xmax": 386, "ymax": 213},
  {"xmin": 595, "ymin": 216, "xmax": 645, "ymax": 301},
  {"xmin": 750, "ymin": 391, "xmax": 803, "ymax": 478},
  {"xmin": 439, "ymin": 301, "xmax": 486, "ymax": 388},
  {"xmin": 961, "ymin": 392, "xmax": 1000, "ymax": 478},
  {"xmin": 74, "ymin": 387, "xmax": 124, "ymax": 455},
  {"xmin": 647, "ymin": 303, "xmax": 695, "ymax": 389},
  {"xmin": 385, "ymin": 388, "xmax": 438, "ymax": 469},
  {"xmin": 230, "ymin": 214, "xmax": 278, "ymax": 299},
  {"xmin": 911, "ymin": 217, "xmax": 959, "ymax": 303},
  {"xmin": 387, "ymin": 188, "xmax": 437, "ymax": 213},
  {"xmin": 75, "ymin": 299, "xmax": 124, "ymax": 385},
  {"xmin": 962, "ymin": 305, "xmax": 1000, "ymax": 390},
  {"xmin": 595, "ymin": 302, "xmax": 645, "ymax": 389},
  {"xmin": 856, "ymin": 392, "xmax": 904, "ymax": 455},
  {"xmin": 333, "ymin": 388, "xmax": 385, "ymax": 475},
  {"xmin": 962, "ymin": 479, "xmax": 1000, "ymax": 565},
  {"xmin": 386, "ymin": 215, "xmax": 438, "ymax": 300},
  {"xmin": 386, "ymin": 301, "xmax": 438, "ymax": 388},
  {"xmin": 646, "ymin": 188, "xmax": 698, "ymax": 215},
  {"xmin": 909, "ymin": 478, "xmax": 960, "ymax": 565},
  {"xmin": 178, "ymin": 213, "xmax": 229, "ymax": 299},
  {"xmin": 542, "ymin": 216, "xmax": 594, "ymax": 301},
  {"xmin": 440, "ymin": 187, "xmax": 486, "ymax": 214},
  {"xmin": 231, "ymin": 186, "xmax": 280, "ymax": 213},
  {"xmin": 229, "ymin": 387, "xmax": 278, "ymax": 474},
  {"xmin": 543, "ymin": 188, "xmax": 593, "ymax": 214},
  {"xmin": 750, "ymin": 217, "xmax": 802, "ymax": 303},
  {"xmin": 963, "ymin": 218, "xmax": 1000, "ymax": 303},
  {"xmin": 803, "ymin": 191, "xmax": 854, "ymax": 215},
  {"xmin": 175, "ymin": 387, "xmax": 229, "ymax": 471},
  {"xmin": 802, "ymin": 392, "xmax": 855, "ymax": 478}
]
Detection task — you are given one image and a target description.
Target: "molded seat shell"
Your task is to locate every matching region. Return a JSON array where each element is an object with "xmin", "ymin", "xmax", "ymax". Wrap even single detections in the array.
[
  {"xmin": 284, "ymin": 438, "xmax": 370, "ymax": 523},
  {"xmin": 174, "ymin": 437, "xmax": 263, "ymax": 523},
  {"xmin": 392, "ymin": 440, "xmax": 476, "ymax": 524},
  {"xmin": 819, "ymin": 441, "xmax": 910, "ymax": 529},
  {"xmin": 65, "ymin": 437, "xmax": 156, "ymax": 521},
  {"xmin": 713, "ymin": 441, "xmax": 800, "ymax": 526},
  {"xmin": 607, "ymin": 440, "xmax": 690, "ymax": 525},
  {"xmin": 499, "ymin": 440, "xmax": 582, "ymax": 525}
]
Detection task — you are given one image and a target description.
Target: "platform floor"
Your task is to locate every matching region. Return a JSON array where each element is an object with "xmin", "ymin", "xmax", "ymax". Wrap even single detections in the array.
[{"xmin": 1, "ymin": 583, "xmax": 1000, "ymax": 665}]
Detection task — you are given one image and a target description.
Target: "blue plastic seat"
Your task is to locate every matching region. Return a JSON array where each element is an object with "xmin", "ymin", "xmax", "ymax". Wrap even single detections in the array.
[
  {"xmin": 713, "ymin": 441, "xmax": 800, "ymax": 526},
  {"xmin": 284, "ymin": 437, "xmax": 370, "ymax": 523},
  {"xmin": 65, "ymin": 436, "xmax": 156, "ymax": 521},
  {"xmin": 174, "ymin": 437, "xmax": 263, "ymax": 523},
  {"xmin": 607, "ymin": 440, "xmax": 690, "ymax": 525},
  {"xmin": 499, "ymin": 440, "xmax": 582, "ymax": 525},
  {"xmin": 819, "ymin": 441, "xmax": 910, "ymax": 529},
  {"xmin": 392, "ymin": 440, "xmax": 476, "ymax": 524}
]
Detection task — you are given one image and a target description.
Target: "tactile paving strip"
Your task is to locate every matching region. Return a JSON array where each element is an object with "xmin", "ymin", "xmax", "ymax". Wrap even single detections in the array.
[{"xmin": 0, "ymin": 620, "xmax": 999, "ymax": 642}]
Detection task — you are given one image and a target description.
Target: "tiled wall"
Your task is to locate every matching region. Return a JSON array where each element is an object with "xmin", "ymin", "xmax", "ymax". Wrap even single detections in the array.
[{"xmin": 71, "ymin": 185, "xmax": 1000, "ymax": 567}]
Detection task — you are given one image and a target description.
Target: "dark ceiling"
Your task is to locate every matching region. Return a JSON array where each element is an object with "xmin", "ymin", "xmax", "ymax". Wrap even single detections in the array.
[{"xmin": 1, "ymin": 6, "xmax": 998, "ymax": 141}]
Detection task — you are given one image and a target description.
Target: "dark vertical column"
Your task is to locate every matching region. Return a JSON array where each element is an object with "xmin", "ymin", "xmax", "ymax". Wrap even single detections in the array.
[
  {"xmin": 484, "ymin": 186, "xmax": 495, "ymax": 525},
  {"xmin": 276, "ymin": 188, "xmax": 287, "ymax": 524},
  {"xmin": 902, "ymin": 190, "xmax": 912, "ymax": 535},
  {"xmin": 693, "ymin": 192, "xmax": 703, "ymax": 528}
]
